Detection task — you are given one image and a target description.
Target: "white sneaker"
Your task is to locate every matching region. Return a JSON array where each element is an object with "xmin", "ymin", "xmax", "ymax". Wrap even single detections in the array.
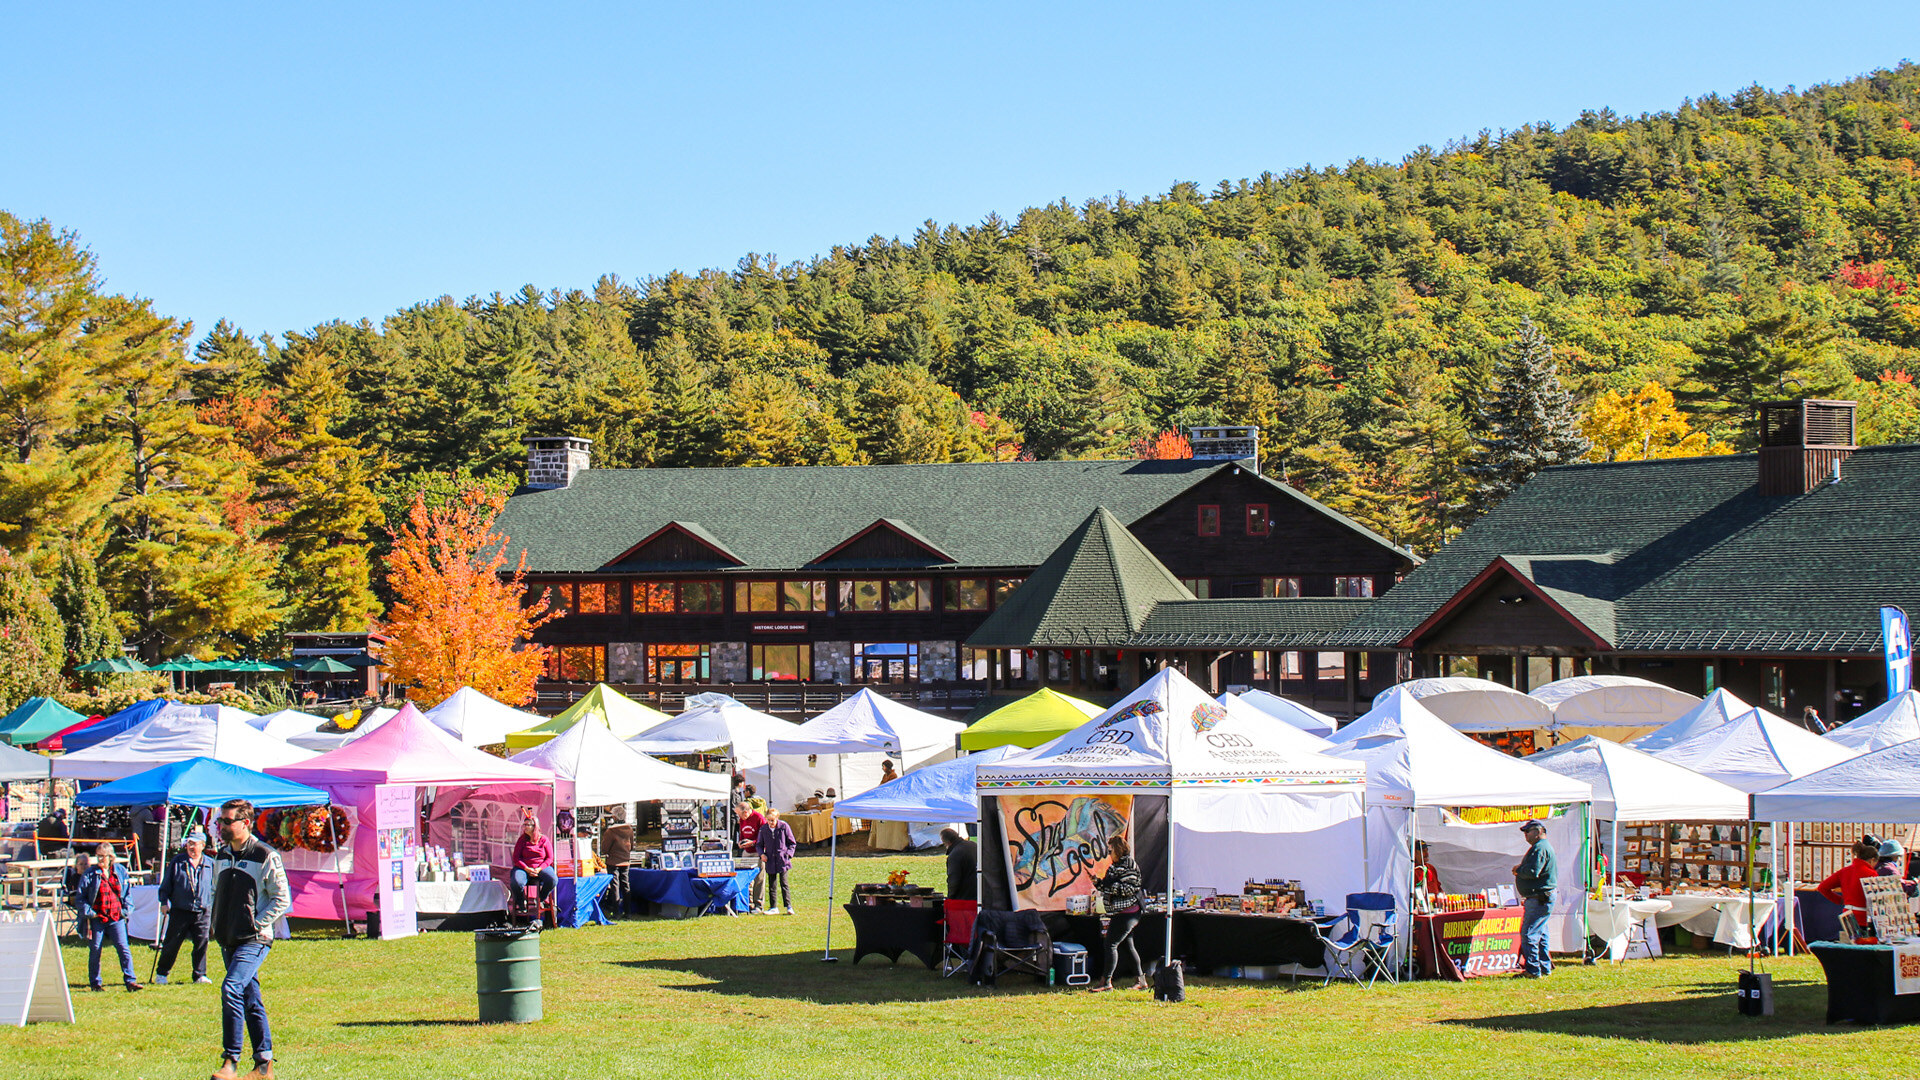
[
  {"xmin": 782, "ymin": 908, "xmax": 796, "ymax": 916},
  {"xmin": 194, "ymin": 976, "xmax": 213, "ymax": 984},
  {"xmin": 154, "ymin": 975, "xmax": 168, "ymax": 985}
]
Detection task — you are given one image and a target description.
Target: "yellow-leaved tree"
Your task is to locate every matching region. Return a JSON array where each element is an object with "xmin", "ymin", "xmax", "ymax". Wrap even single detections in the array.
[
  {"xmin": 1582, "ymin": 382, "xmax": 1733, "ymax": 463},
  {"xmin": 379, "ymin": 489, "xmax": 554, "ymax": 708}
]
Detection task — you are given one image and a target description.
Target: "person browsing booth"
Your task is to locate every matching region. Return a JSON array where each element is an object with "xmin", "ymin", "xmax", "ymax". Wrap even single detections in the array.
[
  {"xmin": 1512, "ymin": 820, "xmax": 1557, "ymax": 979},
  {"xmin": 1818, "ymin": 838, "xmax": 1883, "ymax": 933}
]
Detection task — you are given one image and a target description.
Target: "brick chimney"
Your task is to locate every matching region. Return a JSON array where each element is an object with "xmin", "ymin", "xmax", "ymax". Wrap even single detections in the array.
[
  {"xmin": 1757, "ymin": 400, "xmax": 1855, "ymax": 496},
  {"xmin": 524, "ymin": 436, "xmax": 592, "ymax": 489}
]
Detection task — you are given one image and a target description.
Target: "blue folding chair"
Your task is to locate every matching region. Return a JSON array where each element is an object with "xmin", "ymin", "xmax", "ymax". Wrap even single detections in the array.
[{"xmin": 1310, "ymin": 892, "xmax": 1398, "ymax": 986}]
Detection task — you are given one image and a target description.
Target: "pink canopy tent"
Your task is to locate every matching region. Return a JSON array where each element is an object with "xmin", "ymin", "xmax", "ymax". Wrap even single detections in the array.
[{"xmin": 267, "ymin": 703, "xmax": 553, "ymax": 921}]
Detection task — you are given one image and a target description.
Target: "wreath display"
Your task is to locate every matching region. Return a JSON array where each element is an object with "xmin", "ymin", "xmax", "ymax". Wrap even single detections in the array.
[{"xmin": 253, "ymin": 806, "xmax": 352, "ymax": 853}]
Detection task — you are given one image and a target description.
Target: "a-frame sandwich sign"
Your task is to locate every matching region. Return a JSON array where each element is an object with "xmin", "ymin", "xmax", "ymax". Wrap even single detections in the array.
[{"xmin": 0, "ymin": 912, "xmax": 74, "ymax": 1025}]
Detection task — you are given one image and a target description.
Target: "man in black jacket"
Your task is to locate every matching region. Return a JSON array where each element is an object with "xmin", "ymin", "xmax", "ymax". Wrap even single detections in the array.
[
  {"xmin": 942, "ymin": 828, "xmax": 978, "ymax": 901},
  {"xmin": 156, "ymin": 829, "xmax": 216, "ymax": 984},
  {"xmin": 210, "ymin": 799, "xmax": 289, "ymax": 1080}
]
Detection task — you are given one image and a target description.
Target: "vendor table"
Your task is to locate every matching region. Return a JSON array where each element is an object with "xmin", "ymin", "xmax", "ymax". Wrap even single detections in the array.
[
  {"xmin": 1413, "ymin": 906, "xmax": 1525, "ymax": 981},
  {"xmin": 868, "ymin": 820, "xmax": 911, "ymax": 851},
  {"xmin": 1051, "ymin": 911, "xmax": 1322, "ymax": 975},
  {"xmin": 1585, "ymin": 896, "xmax": 1672, "ymax": 962},
  {"xmin": 1809, "ymin": 942, "xmax": 1920, "ymax": 1025},
  {"xmin": 628, "ymin": 866, "xmax": 758, "ymax": 916},
  {"xmin": 788, "ymin": 809, "xmax": 858, "ymax": 845},
  {"xmin": 1653, "ymin": 894, "xmax": 1777, "ymax": 949},
  {"xmin": 843, "ymin": 901, "xmax": 944, "ymax": 967},
  {"xmin": 557, "ymin": 873, "xmax": 614, "ymax": 929},
  {"xmin": 414, "ymin": 879, "xmax": 507, "ymax": 916}
]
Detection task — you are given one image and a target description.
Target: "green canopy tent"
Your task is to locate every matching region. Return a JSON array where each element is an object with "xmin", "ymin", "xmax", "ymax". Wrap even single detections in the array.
[
  {"xmin": 505, "ymin": 683, "xmax": 668, "ymax": 752},
  {"xmin": 958, "ymin": 687, "xmax": 1103, "ymax": 751},
  {"xmin": 0, "ymin": 697, "xmax": 89, "ymax": 746}
]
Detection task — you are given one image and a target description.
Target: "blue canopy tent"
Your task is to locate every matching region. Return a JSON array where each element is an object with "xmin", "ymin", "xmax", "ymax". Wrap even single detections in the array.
[
  {"xmin": 820, "ymin": 747, "xmax": 1012, "ymax": 961},
  {"xmin": 73, "ymin": 757, "xmax": 329, "ymax": 809},
  {"xmin": 62, "ymin": 699, "xmax": 175, "ymax": 752}
]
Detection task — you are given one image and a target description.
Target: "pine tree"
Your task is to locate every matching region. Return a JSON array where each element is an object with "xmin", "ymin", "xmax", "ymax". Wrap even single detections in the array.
[
  {"xmin": 1679, "ymin": 296, "xmax": 1849, "ymax": 449},
  {"xmin": 1465, "ymin": 319, "xmax": 1591, "ymax": 516},
  {"xmin": 0, "ymin": 549, "xmax": 64, "ymax": 707},
  {"xmin": 48, "ymin": 539, "xmax": 123, "ymax": 667}
]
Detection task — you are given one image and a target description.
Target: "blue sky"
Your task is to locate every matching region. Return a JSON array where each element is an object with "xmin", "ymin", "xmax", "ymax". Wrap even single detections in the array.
[{"xmin": 5, "ymin": 3, "xmax": 1908, "ymax": 340}]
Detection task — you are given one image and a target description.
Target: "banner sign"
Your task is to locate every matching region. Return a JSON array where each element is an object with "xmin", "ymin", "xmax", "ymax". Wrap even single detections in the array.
[
  {"xmin": 1884, "ymin": 606, "xmax": 1911, "ymax": 697},
  {"xmin": 998, "ymin": 793, "xmax": 1131, "ymax": 911},
  {"xmin": 1415, "ymin": 905, "xmax": 1525, "ymax": 981},
  {"xmin": 372, "ymin": 785, "xmax": 418, "ymax": 940},
  {"xmin": 1437, "ymin": 804, "xmax": 1570, "ymax": 827}
]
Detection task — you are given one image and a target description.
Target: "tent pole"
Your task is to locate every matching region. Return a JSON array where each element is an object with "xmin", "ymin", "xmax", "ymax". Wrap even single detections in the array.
[
  {"xmin": 1163, "ymin": 796, "xmax": 1176, "ymax": 971},
  {"xmin": 820, "ymin": 824, "xmax": 838, "ymax": 961}
]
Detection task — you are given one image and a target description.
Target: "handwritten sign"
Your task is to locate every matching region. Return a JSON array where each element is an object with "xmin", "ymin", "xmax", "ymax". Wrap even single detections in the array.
[
  {"xmin": 998, "ymin": 793, "xmax": 1130, "ymax": 911},
  {"xmin": 1414, "ymin": 905, "xmax": 1524, "ymax": 980}
]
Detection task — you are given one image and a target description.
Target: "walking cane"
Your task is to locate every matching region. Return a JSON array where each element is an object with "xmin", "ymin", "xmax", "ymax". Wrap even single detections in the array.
[{"xmin": 149, "ymin": 905, "xmax": 169, "ymax": 984}]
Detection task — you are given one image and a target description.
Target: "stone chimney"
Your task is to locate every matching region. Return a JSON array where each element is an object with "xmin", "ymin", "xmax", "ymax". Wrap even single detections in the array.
[
  {"xmin": 1188, "ymin": 425, "xmax": 1261, "ymax": 473},
  {"xmin": 1757, "ymin": 400, "xmax": 1854, "ymax": 496},
  {"xmin": 525, "ymin": 436, "xmax": 592, "ymax": 489}
]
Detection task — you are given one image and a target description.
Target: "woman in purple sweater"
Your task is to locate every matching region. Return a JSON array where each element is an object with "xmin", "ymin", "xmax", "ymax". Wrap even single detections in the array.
[
  {"xmin": 757, "ymin": 809, "xmax": 797, "ymax": 915},
  {"xmin": 509, "ymin": 818, "xmax": 557, "ymax": 910}
]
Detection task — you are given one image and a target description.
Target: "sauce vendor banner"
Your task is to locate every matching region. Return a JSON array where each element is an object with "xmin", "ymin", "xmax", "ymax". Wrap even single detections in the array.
[
  {"xmin": 998, "ymin": 793, "xmax": 1131, "ymax": 911},
  {"xmin": 1414, "ymin": 905, "xmax": 1525, "ymax": 980},
  {"xmin": 1438, "ymin": 803, "xmax": 1572, "ymax": 827}
]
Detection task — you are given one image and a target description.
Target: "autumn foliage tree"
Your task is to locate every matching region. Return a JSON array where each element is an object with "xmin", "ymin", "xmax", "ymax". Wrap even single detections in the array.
[{"xmin": 379, "ymin": 489, "xmax": 554, "ymax": 708}]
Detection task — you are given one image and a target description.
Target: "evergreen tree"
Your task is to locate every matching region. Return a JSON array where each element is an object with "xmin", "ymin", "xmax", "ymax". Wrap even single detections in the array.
[
  {"xmin": 48, "ymin": 539, "xmax": 123, "ymax": 666},
  {"xmin": 1465, "ymin": 319, "xmax": 1590, "ymax": 516},
  {"xmin": 1679, "ymin": 296, "xmax": 1850, "ymax": 449},
  {"xmin": 0, "ymin": 549, "xmax": 64, "ymax": 707}
]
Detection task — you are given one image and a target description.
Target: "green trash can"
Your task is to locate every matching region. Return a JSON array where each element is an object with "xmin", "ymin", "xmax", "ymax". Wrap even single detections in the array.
[{"xmin": 475, "ymin": 928, "xmax": 542, "ymax": 1023}]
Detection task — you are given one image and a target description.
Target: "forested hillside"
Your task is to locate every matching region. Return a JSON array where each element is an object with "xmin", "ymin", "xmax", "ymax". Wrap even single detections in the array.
[{"xmin": 6, "ymin": 64, "xmax": 1920, "ymax": 670}]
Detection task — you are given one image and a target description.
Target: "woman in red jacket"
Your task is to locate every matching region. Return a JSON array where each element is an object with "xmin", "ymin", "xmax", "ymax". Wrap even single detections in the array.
[{"xmin": 1817, "ymin": 838, "xmax": 1881, "ymax": 933}]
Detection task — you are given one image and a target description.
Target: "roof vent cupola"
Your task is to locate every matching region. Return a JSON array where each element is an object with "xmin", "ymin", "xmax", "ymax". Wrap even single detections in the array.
[{"xmin": 1757, "ymin": 400, "xmax": 1854, "ymax": 496}]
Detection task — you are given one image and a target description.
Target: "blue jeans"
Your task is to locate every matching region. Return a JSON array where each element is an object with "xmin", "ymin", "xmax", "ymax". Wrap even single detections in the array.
[
  {"xmin": 220, "ymin": 943, "xmax": 273, "ymax": 1064},
  {"xmin": 510, "ymin": 867, "xmax": 557, "ymax": 904},
  {"xmin": 1521, "ymin": 895, "xmax": 1553, "ymax": 976},
  {"xmin": 88, "ymin": 918, "xmax": 136, "ymax": 987}
]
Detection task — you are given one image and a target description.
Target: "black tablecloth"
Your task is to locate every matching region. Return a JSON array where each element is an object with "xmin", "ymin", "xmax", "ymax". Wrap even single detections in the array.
[
  {"xmin": 843, "ymin": 903, "xmax": 944, "ymax": 968},
  {"xmin": 1809, "ymin": 942, "xmax": 1920, "ymax": 1025},
  {"xmin": 1049, "ymin": 911, "xmax": 1321, "ymax": 972}
]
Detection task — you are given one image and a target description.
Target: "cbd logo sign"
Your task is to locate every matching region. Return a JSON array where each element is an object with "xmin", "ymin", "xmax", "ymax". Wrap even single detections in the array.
[
  {"xmin": 1204, "ymin": 733, "xmax": 1254, "ymax": 748},
  {"xmin": 1087, "ymin": 729, "xmax": 1134, "ymax": 746}
]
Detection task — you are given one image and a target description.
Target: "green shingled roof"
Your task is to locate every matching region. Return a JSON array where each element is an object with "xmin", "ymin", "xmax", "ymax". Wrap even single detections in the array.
[
  {"xmin": 1126, "ymin": 597, "xmax": 1374, "ymax": 649},
  {"xmin": 1339, "ymin": 446, "xmax": 1920, "ymax": 654},
  {"xmin": 967, "ymin": 507, "xmax": 1196, "ymax": 647},
  {"xmin": 496, "ymin": 459, "xmax": 1226, "ymax": 573}
]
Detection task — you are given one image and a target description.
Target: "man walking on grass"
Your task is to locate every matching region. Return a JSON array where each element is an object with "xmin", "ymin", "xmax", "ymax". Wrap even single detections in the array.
[
  {"xmin": 1512, "ymin": 819, "xmax": 1557, "ymax": 979},
  {"xmin": 210, "ymin": 799, "xmax": 290, "ymax": 1080},
  {"xmin": 156, "ymin": 829, "xmax": 215, "ymax": 984}
]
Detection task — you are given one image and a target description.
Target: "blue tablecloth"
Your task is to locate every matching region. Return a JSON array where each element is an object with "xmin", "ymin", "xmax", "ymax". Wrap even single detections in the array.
[
  {"xmin": 628, "ymin": 867, "xmax": 758, "ymax": 915},
  {"xmin": 557, "ymin": 874, "xmax": 614, "ymax": 928}
]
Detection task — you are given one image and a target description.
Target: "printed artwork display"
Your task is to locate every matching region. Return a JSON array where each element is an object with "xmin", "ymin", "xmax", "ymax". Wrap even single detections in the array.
[{"xmin": 998, "ymin": 793, "xmax": 1131, "ymax": 911}]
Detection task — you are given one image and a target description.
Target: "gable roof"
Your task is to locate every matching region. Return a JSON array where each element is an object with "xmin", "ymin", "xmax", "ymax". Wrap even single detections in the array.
[
  {"xmin": 603, "ymin": 521, "xmax": 745, "ymax": 569},
  {"xmin": 812, "ymin": 517, "xmax": 956, "ymax": 565},
  {"xmin": 1339, "ymin": 446, "xmax": 1920, "ymax": 653},
  {"xmin": 967, "ymin": 507, "xmax": 1195, "ymax": 647}
]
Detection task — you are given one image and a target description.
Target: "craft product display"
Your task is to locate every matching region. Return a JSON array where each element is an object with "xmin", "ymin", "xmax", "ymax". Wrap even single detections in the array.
[
  {"xmin": 1618, "ymin": 821, "xmax": 1769, "ymax": 890},
  {"xmin": 1860, "ymin": 875, "xmax": 1919, "ymax": 943},
  {"xmin": 253, "ymin": 806, "xmax": 351, "ymax": 854}
]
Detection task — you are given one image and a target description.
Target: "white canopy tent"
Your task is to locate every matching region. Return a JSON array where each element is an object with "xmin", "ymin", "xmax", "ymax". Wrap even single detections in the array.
[
  {"xmin": 976, "ymin": 668, "xmax": 1367, "ymax": 967},
  {"xmin": 1650, "ymin": 708, "xmax": 1859, "ymax": 794},
  {"xmin": 248, "ymin": 709, "xmax": 329, "ymax": 741},
  {"xmin": 422, "ymin": 688, "xmax": 547, "ymax": 748},
  {"xmin": 764, "ymin": 689, "xmax": 963, "ymax": 810},
  {"xmin": 287, "ymin": 707, "xmax": 399, "ymax": 752},
  {"xmin": 1630, "ymin": 688, "xmax": 1757, "ymax": 753},
  {"xmin": 1529, "ymin": 675, "xmax": 1702, "ymax": 738},
  {"xmin": 55, "ymin": 704, "xmax": 317, "ymax": 781},
  {"xmin": 0, "ymin": 740, "xmax": 52, "ymax": 782},
  {"xmin": 627, "ymin": 695, "xmax": 798, "ymax": 795},
  {"xmin": 1220, "ymin": 688, "xmax": 1338, "ymax": 738},
  {"xmin": 1753, "ymin": 739, "xmax": 1920, "ymax": 823},
  {"xmin": 1373, "ymin": 678, "xmax": 1552, "ymax": 733},
  {"xmin": 509, "ymin": 716, "xmax": 729, "ymax": 807},
  {"xmin": 1824, "ymin": 689, "xmax": 1920, "ymax": 753},
  {"xmin": 1328, "ymin": 692, "xmax": 1593, "ymax": 953}
]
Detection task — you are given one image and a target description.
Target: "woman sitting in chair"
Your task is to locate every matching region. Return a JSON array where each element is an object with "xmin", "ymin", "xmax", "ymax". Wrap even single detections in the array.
[{"xmin": 508, "ymin": 818, "xmax": 557, "ymax": 914}]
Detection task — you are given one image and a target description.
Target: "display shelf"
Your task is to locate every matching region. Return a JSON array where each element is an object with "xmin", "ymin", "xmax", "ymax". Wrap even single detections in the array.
[{"xmin": 1618, "ymin": 821, "xmax": 1771, "ymax": 889}]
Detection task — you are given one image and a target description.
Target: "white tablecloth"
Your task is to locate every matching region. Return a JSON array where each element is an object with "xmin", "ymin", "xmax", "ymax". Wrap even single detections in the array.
[
  {"xmin": 413, "ymin": 879, "xmax": 506, "ymax": 915},
  {"xmin": 127, "ymin": 885, "xmax": 288, "ymax": 941},
  {"xmin": 1586, "ymin": 897, "xmax": 1672, "ymax": 961},
  {"xmin": 1653, "ymin": 894, "xmax": 1777, "ymax": 949}
]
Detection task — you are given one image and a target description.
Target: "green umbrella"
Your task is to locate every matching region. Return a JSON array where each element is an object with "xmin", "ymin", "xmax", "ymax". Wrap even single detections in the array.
[
  {"xmin": 74, "ymin": 657, "xmax": 150, "ymax": 674},
  {"xmin": 149, "ymin": 658, "xmax": 201, "ymax": 672},
  {"xmin": 230, "ymin": 659, "xmax": 287, "ymax": 673},
  {"xmin": 294, "ymin": 656, "xmax": 356, "ymax": 674}
]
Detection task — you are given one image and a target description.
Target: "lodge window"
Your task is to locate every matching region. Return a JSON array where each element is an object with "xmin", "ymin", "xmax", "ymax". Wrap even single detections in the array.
[
  {"xmin": 993, "ymin": 578, "xmax": 1025, "ymax": 606},
  {"xmin": 646, "ymin": 643, "xmax": 709, "ymax": 682},
  {"xmin": 1262, "ymin": 577, "xmax": 1302, "ymax": 598},
  {"xmin": 887, "ymin": 579, "xmax": 934, "ymax": 611},
  {"xmin": 680, "ymin": 580, "xmax": 724, "ymax": 613},
  {"xmin": 1764, "ymin": 663, "xmax": 1786, "ymax": 711},
  {"xmin": 853, "ymin": 642, "xmax": 917, "ymax": 682},
  {"xmin": 639, "ymin": 582, "xmax": 676, "ymax": 613},
  {"xmin": 1316, "ymin": 652, "xmax": 1346, "ymax": 680},
  {"xmin": 840, "ymin": 579, "xmax": 933, "ymax": 612},
  {"xmin": 1278, "ymin": 652, "xmax": 1303, "ymax": 678},
  {"xmin": 1246, "ymin": 504, "xmax": 1270, "ymax": 536},
  {"xmin": 642, "ymin": 581, "xmax": 724, "ymax": 613},
  {"xmin": 783, "ymin": 581, "xmax": 828, "ymax": 612},
  {"xmin": 1180, "ymin": 578, "xmax": 1212, "ymax": 599},
  {"xmin": 1197, "ymin": 505, "xmax": 1220, "ymax": 536},
  {"xmin": 944, "ymin": 579, "xmax": 990, "ymax": 611},
  {"xmin": 1703, "ymin": 661, "xmax": 1718, "ymax": 695},
  {"xmin": 733, "ymin": 580, "xmax": 826, "ymax": 613},
  {"xmin": 752, "ymin": 644, "xmax": 812, "ymax": 681},
  {"xmin": 542, "ymin": 582, "xmax": 573, "ymax": 613},
  {"xmin": 1334, "ymin": 576, "xmax": 1375, "ymax": 598},
  {"xmin": 549, "ymin": 644, "xmax": 605, "ymax": 682},
  {"xmin": 575, "ymin": 581, "xmax": 616, "ymax": 614},
  {"xmin": 840, "ymin": 580, "xmax": 883, "ymax": 612}
]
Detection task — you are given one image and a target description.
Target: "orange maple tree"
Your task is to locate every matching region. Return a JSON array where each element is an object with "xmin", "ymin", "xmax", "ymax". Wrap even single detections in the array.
[{"xmin": 378, "ymin": 489, "xmax": 555, "ymax": 708}]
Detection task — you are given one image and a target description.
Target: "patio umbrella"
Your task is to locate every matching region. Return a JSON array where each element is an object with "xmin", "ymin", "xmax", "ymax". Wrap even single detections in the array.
[
  {"xmin": 148, "ymin": 658, "xmax": 201, "ymax": 672},
  {"xmin": 74, "ymin": 657, "xmax": 150, "ymax": 674},
  {"xmin": 294, "ymin": 657, "xmax": 356, "ymax": 674}
]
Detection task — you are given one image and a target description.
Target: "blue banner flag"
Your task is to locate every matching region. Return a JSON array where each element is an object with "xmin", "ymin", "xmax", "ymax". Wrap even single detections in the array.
[{"xmin": 1883, "ymin": 606, "xmax": 1912, "ymax": 696}]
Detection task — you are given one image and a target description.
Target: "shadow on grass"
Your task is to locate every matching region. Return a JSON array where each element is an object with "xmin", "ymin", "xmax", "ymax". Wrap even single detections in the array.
[
  {"xmin": 336, "ymin": 1020, "xmax": 493, "ymax": 1028},
  {"xmin": 614, "ymin": 949, "xmax": 1053, "ymax": 1002},
  {"xmin": 1443, "ymin": 977, "xmax": 1831, "ymax": 1042}
]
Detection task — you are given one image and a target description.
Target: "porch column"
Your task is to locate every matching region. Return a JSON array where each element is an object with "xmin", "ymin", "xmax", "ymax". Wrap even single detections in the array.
[{"xmin": 1344, "ymin": 652, "xmax": 1359, "ymax": 717}]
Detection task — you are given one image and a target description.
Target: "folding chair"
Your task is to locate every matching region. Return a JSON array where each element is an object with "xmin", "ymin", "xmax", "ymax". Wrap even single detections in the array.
[
  {"xmin": 1310, "ymin": 892, "xmax": 1397, "ymax": 986},
  {"xmin": 968, "ymin": 908, "xmax": 1053, "ymax": 986},
  {"xmin": 1356, "ymin": 910, "xmax": 1399, "ymax": 987},
  {"xmin": 941, "ymin": 899, "xmax": 978, "ymax": 978}
]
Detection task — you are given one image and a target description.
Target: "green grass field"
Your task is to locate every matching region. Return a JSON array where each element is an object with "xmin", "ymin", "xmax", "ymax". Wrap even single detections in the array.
[{"xmin": 5, "ymin": 851, "xmax": 1918, "ymax": 1079}]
